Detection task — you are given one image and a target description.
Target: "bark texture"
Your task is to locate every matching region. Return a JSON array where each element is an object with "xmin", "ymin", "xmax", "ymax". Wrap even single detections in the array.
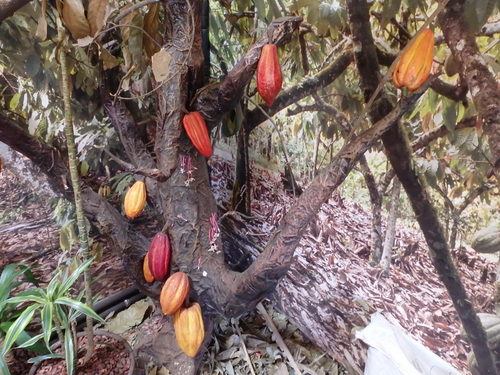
[
  {"xmin": 346, "ymin": 0, "xmax": 497, "ymax": 373},
  {"xmin": 359, "ymin": 157, "xmax": 383, "ymax": 263},
  {"xmin": 438, "ymin": 0, "xmax": 500, "ymax": 173},
  {"xmin": 380, "ymin": 178, "xmax": 401, "ymax": 274}
]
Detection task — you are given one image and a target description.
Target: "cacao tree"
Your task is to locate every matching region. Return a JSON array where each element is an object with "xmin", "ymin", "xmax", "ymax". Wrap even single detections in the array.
[{"xmin": 0, "ymin": 0, "xmax": 499, "ymax": 374}]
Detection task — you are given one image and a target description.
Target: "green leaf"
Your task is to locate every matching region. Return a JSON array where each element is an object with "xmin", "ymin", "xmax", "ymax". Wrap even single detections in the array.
[
  {"xmin": 58, "ymin": 257, "xmax": 93, "ymax": 296},
  {"xmin": 25, "ymin": 54, "xmax": 41, "ymax": 78},
  {"xmin": 381, "ymin": 0, "xmax": 402, "ymax": 28},
  {"xmin": 464, "ymin": 0, "xmax": 495, "ymax": 32},
  {"xmin": 46, "ymin": 273, "xmax": 61, "ymax": 300},
  {"xmin": 55, "ymin": 297, "xmax": 104, "ymax": 323},
  {"xmin": 0, "ymin": 355, "xmax": 10, "ymax": 375},
  {"xmin": 4, "ymin": 293, "xmax": 46, "ymax": 305},
  {"xmin": 1, "ymin": 304, "xmax": 39, "ymax": 355},
  {"xmin": 64, "ymin": 328, "xmax": 75, "ymax": 375},
  {"xmin": 0, "ymin": 323, "xmax": 48, "ymax": 354},
  {"xmin": 9, "ymin": 93, "xmax": 21, "ymax": 110},
  {"xmin": 442, "ymin": 98, "xmax": 457, "ymax": 131},
  {"xmin": 27, "ymin": 353, "xmax": 64, "ymax": 364},
  {"xmin": 17, "ymin": 331, "xmax": 50, "ymax": 349},
  {"xmin": 0, "ymin": 264, "xmax": 22, "ymax": 304},
  {"xmin": 41, "ymin": 304, "xmax": 53, "ymax": 349}
]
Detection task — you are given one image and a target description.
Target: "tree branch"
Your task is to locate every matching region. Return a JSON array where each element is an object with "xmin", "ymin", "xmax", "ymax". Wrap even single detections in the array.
[
  {"xmin": 346, "ymin": 0, "xmax": 497, "ymax": 373},
  {"xmin": 457, "ymin": 183, "xmax": 492, "ymax": 214},
  {"xmin": 0, "ymin": 0, "xmax": 31, "ymax": 23},
  {"xmin": 225, "ymin": 90, "xmax": 426, "ymax": 314},
  {"xmin": 103, "ymin": 100, "xmax": 157, "ymax": 171},
  {"xmin": 438, "ymin": 0, "xmax": 500, "ymax": 173},
  {"xmin": 246, "ymin": 52, "xmax": 353, "ymax": 132},
  {"xmin": 0, "ymin": 113, "xmax": 68, "ymax": 195}
]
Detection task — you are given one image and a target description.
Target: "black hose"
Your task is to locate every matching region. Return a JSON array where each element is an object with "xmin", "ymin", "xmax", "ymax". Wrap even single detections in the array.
[{"xmin": 74, "ymin": 286, "xmax": 145, "ymax": 330}]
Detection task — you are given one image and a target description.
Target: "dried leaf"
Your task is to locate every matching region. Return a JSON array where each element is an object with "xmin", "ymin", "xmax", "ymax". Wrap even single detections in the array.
[
  {"xmin": 119, "ymin": 4, "xmax": 136, "ymax": 44},
  {"xmin": 87, "ymin": 0, "xmax": 109, "ymax": 37},
  {"xmin": 62, "ymin": 0, "xmax": 90, "ymax": 39},
  {"xmin": 106, "ymin": 299, "xmax": 151, "ymax": 334},
  {"xmin": 35, "ymin": 0, "xmax": 48, "ymax": 41},
  {"xmin": 143, "ymin": 2, "xmax": 162, "ymax": 58},
  {"xmin": 100, "ymin": 47, "xmax": 119, "ymax": 70},
  {"xmin": 76, "ymin": 35, "xmax": 94, "ymax": 47},
  {"xmin": 151, "ymin": 48, "xmax": 171, "ymax": 82}
]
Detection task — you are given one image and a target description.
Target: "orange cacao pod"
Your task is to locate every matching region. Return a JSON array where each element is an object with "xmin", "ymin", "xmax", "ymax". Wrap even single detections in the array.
[
  {"xmin": 160, "ymin": 272, "xmax": 190, "ymax": 315},
  {"xmin": 173, "ymin": 302, "xmax": 205, "ymax": 358},
  {"xmin": 182, "ymin": 112, "xmax": 212, "ymax": 158},
  {"xmin": 124, "ymin": 181, "xmax": 146, "ymax": 219},
  {"xmin": 143, "ymin": 254, "xmax": 154, "ymax": 283},
  {"xmin": 393, "ymin": 29, "xmax": 434, "ymax": 91},
  {"xmin": 257, "ymin": 44, "xmax": 283, "ymax": 107},
  {"xmin": 147, "ymin": 232, "xmax": 171, "ymax": 281}
]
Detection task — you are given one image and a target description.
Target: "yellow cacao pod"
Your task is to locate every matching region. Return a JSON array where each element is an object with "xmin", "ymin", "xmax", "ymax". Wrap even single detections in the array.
[
  {"xmin": 143, "ymin": 254, "xmax": 154, "ymax": 283},
  {"xmin": 173, "ymin": 302, "xmax": 205, "ymax": 358},
  {"xmin": 124, "ymin": 181, "xmax": 146, "ymax": 219},
  {"xmin": 393, "ymin": 29, "xmax": 434, "ymax": 91},
  {"xmin": 160, "ymin": 272, "xmax": 190, "ymax": 315}
]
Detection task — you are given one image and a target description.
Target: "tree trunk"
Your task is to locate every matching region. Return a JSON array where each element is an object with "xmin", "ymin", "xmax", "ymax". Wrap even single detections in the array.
[
  {"xmin": 450, "ymin": 215, "xmax": 459, "ymax": 250},
  {"xmin": 312, "ymin": 124, "xmax": 321, "ymax": 175},
  {"xmin": 231, "ymin": 125, "xmax": 251, "ymax": 215},
  {"xmin": 380, "ymin": 178, "xmax": 401, "ymax": 274},
  {"xmin": 0, "ymin": 142, "xmax": 57, "ymax": 198},
  {"xmin": 358, "ymin": 157, "xmax": 383, "ymax": 263}
]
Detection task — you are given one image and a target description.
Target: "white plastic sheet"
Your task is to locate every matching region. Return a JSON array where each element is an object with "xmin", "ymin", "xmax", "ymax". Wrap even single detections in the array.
[{"xmin": 356, "ymin": 312, "xmax": 462, "ymax": 375}]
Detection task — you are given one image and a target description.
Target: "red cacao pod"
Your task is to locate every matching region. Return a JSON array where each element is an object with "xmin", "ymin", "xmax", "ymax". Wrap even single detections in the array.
[
  {"xmin": 160, "ymin": 272, "xmax": 190, "ymax": 315},
  {"xmin": 124, "ymin": 181, "xmax": 146, "ymax": 219},
  {"xmin": 182, "ymin": 112, "xmax": 212, "ymax": 158},
  {"xmin": 257, "ymin": 44, "xmax": 283, "ymax": 107},
  {"xmin": 393, "ymin": 29, "xmax": 434, "ymax": 91},
  {"xmin": 143, "ymin": 254, "xmax": 154, "ymax": 283},
  {"xmin": 173, "ymin": 302, "xmax": 205, "ymax": 358},
  {"xmin": 147, "ymin": 232, "xmax": 171, "ymax": 281}
]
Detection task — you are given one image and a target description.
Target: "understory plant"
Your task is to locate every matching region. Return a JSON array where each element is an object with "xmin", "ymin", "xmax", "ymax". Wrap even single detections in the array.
[
  {"xmin": 0, "ymin": 258, "xmax": 104, "ymax": 375},
  {"xmin": 0, "ymin": 264, "xmax": 47, "ymax": 373}
]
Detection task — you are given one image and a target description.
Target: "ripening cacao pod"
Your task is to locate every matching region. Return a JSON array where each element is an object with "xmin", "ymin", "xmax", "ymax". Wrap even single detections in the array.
[
  {"xmin": 392, "ymin": 29, "xmax": 435, "ymax": 91},
  {"xmin": 160, "ymin": 272, "xmax": 190, "ymax": 315},
  {"xmin": 173, "ymin": 302, "xmax": 205, "ymax": 358},
  {"xmin": 124, "ymin": 181, "xmax": 147, "ymax": 219},
  {"xmin": 257, "ymin": 44, "xmax": 283, "ymax": 107},
  {"xmin": 143, "ymin": 254, "xmax": 154, "ymax": 283},
  {"xmin": 147, "ymin": 232, "xmax": 171, "ymax": 281},
  {"xmin": 182, "ymin": 112, "xmax": 212, "ymax": 158}
]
